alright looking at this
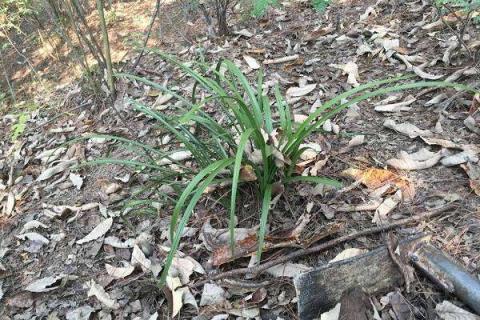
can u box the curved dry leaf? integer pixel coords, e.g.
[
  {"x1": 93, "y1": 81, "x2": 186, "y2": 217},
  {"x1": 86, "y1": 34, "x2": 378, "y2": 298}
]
[
  {"x1": 25, "y1": 275, "x2": 63, "y2": 293},
  {"x1": 76, "y1": 217, "x2": 113, "y2": 244},
  {"x1": 243, "y1": 55, "x2": 260, "y2": 69},
  {"x1": 330, "y1": 62, "x2": 360, "y2": 87},
  {"x1": 286, "y1": 83, "x2": 317, "y2": 97},
  {"x1": 341, "y1": 167, "x2": 415, "y2": 200},
  {"x1": 17, "y1": 232, "x2": 50, "y2": 245},
  {"x1": 375, "y1": 95, "x2": 416, "y2": 112},
  {"x1": 131, "y1": 244, "x2": 151, "y2": 271},
  {"x1": 425, "y1": 93, "x2": 448, "y2": 107},
  {"x1": 266, "y1": 263, "x2": 312, "y2": 278},
  {"x1": 299, "y1": 143, "x2": 322, "y2": 161},
  {"x1": 330, "y1": 248, "x2": 368, "y2": 263},
  {"x1": 412, "y1": 66, "x2": 444, "y2": 80},
  {"x1": 383, "y1": 119, "x2": 433, "y2": 138},
  {"x1": 69, "y1": 173, "x2": 83, "y2": 190},
  {"x1": 461, "y1": 162, "x2": 480, "y2": 196},
  {"x1": 158, "y1": 151, "x2": 192, "y2": 165},
  {"x1": 104, "y1": 236, "x2": 135, "y2": 248},
  {"x1": 166, "y1": 276, "x2": 184, "y2": 316},
  {"x1": 199, "y1": 283, "x2": 227, "y2": 307},
  {"x1": 435, "y1": 300, "x2": 478, "y2": 320},
  {"x1": 21, "y1": 220, "x2": 49, "y2": 233},
  {"x1": 105, "y1": 262, "x2": 135, "y2": 279},
  {"x1": 87, "y1": 280, "x2": 119, "y2": 309},
  {"x1": 36, "y1": 159, "x2": 77, "y2": 182},
  {"x1": 66, "y1": 306, "x2": 95, "y2": 320},
  {"x1": 387, "y1": 149, "x2": 444, "y2": 170},
  {"x1": 372, "y1": 190, "x2": 403, "y2": 224},
  {"x1": 441, "y1": 151, "x2": 479, "y2": 167},
  {"x1": 464, "y1": 116, "x2": 480, "y2": 135},
  {"x1": 4, "y1": 192, "x2": 15, "y2": 215},
  {"x1": 171, "y1": 256, "x2": 205, "y2": 285}
]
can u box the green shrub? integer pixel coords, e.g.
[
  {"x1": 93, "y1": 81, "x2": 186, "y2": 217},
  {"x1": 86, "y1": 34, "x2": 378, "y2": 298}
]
[
  {"x1": 312, "y1": 0, "x2": 331, "y2": 11},
  {"x1": 106, "y1": 51, "x2": 475, "y2": 287},
  {"x1": 11, "y1": 112, "x2": 29, "y2": 141}
]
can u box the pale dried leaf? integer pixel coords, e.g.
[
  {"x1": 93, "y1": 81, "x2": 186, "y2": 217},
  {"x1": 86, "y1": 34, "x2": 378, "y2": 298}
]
[
  {"x1": 104, "y1": 236, "x2": 135, "y2": 248},
  {"x1": 375, "y1": 95, "x2": 416, "y2": 112},
  {"x1": 383, "y1": 119, "x2": 432, "y2": 138},
  {"x1": 200, "y1": 283, "x2": 227, "y2": 306},
  {"x1": 330, "y1": 248, "x2": 368, "y2": 263},
  {"x1": 464, "y1": 116, "x2": 480, "y2": 135},
  {"x1": 387, "y1": 149, "x2": 444, "y2": 170},
  {"x1": 299, "y1": 143, "x2": 322, "y2": 161},
  {"x1": 76, "y1": 217, "x2": 113, "y2": 244},
  {"x1": 17, "y1": 232, "x2": 50, "y2": 245},
  {"x1": 320, "y1": 303, "x2": 341, "y2": 320},
  {"x1": 131, "y1": 244, "x2": 151, "y2": 270},
  {"x1": 158, "y1": 151, "x2": 192, "y2": 165},
  {"x1": 4, "y1": 192, "x2": 15, "y2": 215},
  {"x1": 87, "y1": 280, "x2": 120, "y2": 309},
  {"x1": 36, "y1": 159, "x2": 77, "y2": 181},
  {"x1": 435, "y1": 300, "x2": 479, "y2": 320},
  {"x1": 166, "y1": 276, "x2": 184, "y2": 317},
  {"x1": 412, "y1": 66, "x2": 444, "y2": 80},
  {"x1": 243, "y1": 55, "x2": 260, "y2": 69},
  {"x1": 286, "y1": 84, "x2": 317, "y2": 97},
  {"x1": 25, "y1": 275, "x2": 63, "y2": 293},
  {"x1": 373, "y1": 190, "x2": 402, "y2": 224},
  {"x1": 105, "y1": 262, "x2": 135, "y2": 279},
  {"x1": 266, "y1": 262, "x2": 312, "y2": 278},
  {"x1": 21, "y1": 220, "x2": 48, "y2": 233},
  {"x1": 69, "y1": 173, "x2": 83, "y2": 190},
  {"x1": 66, "y1": 306, "x2": 95, "y2": 320},
  {"x1": 441, "y1": 151, "x2": 479, "y2": 167}
]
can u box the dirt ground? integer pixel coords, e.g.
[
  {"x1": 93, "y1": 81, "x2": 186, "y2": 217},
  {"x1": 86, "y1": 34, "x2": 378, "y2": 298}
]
[{"x1": 1, "y1": 0, "x2": 479, "y2": 319}]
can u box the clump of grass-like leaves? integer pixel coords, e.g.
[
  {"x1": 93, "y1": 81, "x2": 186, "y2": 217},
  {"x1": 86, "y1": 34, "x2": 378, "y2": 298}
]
[{"x1": 111, "y1": 51, "x2": 473, "y2": 286}]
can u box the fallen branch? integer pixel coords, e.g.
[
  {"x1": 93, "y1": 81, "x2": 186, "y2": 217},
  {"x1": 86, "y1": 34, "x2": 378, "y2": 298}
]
[{"x1": 192, "y1": 203, "x2": 457, "y2": 288}]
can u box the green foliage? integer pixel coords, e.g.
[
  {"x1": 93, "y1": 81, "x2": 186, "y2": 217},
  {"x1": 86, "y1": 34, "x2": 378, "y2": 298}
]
[
  {"x1": 0, "y1": 0, "x2": 35, "y2": 32},
  {"x1": 252, "y1": 0, "x2": 278, "y2": 17},
  {"x1": 11, "y1": 112, "x2": 29, "y2": 141},
  {"x1": 435, "y1": 0, "x2": 480, "y2": 22},
  {"x1": 312, "y1": 0, "x2": 331, "y2": 11},
  {"x1": 109, "y1": 50, "x2": 475, "y2": 287}
]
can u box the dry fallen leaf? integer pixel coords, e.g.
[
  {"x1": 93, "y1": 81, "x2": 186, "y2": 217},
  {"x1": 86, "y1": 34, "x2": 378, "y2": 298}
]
[
  {"x1": 329, "y1": 248, "x2": 368, "y2": 263},
  {"x1": 266, "y1": 262, "x2": 312, "y2": 278},
  {"x1": 286, "y1": 83, "x2": 317, "y2": 97},
  {"x1": 25, "y1": 275, "x2": 63, "y2": 293},
  {"x1": 243, "y1": 55, "x2": 260, "y2": 69},
  {"x1": 387, "y1": 148, "x2": 445, "y2": 171},
  {"x1": 330, "y1": 62, "x2": 360, "y2": 87},
  {"x1": 36, "y1": 159, "x2": 77, "y2": 182},
  {"x1": 374, "y1": 95, "x2": 416, "y2": 112},
  {"x1": 341, "y1": 167, "x2": 415, "y2": 201},
  {"x1": 441, "y1": 151, "x2": 479, "y2": 167},
  {"x1": 435, "y1": 300, "x2": 479, "y2": 320},
  {"x1": 461, "y1": 162, "x2": 480, "y2": 196},
  {"x1": 76, "y1": 217, "x2": 113, "y2": 244},
  {"x1": 373, "y1": 190, "x2": 403, "y2": 224},
  {"x1": 66, "y1": 306, "x2": 95, "y2": 320},
  {"x1": 320, "y1": 303, "x2": 341, "y2": 320},
  {"x1": 199, "y1": 283, "x2": 227, "y2": 307},
  {"x1": 105, "y1": 262, "x2": 135, "y2": 279},
  {"x1": 158, "y1": 151, "x2": 192, "y2": 165},
  {"x1": 383, "y1": 119, "x2": 433, "y2": 138},
  {"x1": 69, "y1": 173, "x2": 84, "y2": 190},
  {"x1": 87, "y1": 280, "x2": 120, "y2": 309},
  {"x1": 131, "y1": 244, "x2": 151, "y2": 271}
]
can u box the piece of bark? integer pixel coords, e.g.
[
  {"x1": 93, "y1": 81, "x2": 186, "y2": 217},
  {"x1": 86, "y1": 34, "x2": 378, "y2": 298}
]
[
  {"x1": 339, "y1": 287, "x2": 371, "y2": 320},
  {"x1": 294, "y1": 235, "x2": 429, "y2": 320}
]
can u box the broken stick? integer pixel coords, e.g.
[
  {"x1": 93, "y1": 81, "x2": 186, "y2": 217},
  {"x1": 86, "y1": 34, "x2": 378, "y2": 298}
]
[{"x1": 192, "y1": 203, "x2": 457, "y2": 288}]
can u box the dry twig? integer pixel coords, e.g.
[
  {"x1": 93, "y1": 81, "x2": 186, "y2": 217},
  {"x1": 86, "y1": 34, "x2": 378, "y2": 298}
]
[{"x1": 192, "y1": 203, "x2": 458, "y2": 288}]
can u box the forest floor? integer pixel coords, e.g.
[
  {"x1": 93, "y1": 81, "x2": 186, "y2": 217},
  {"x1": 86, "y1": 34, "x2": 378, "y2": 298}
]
[{"x1": 1, "y1": 0, "x2": 480, "y2": 319}]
